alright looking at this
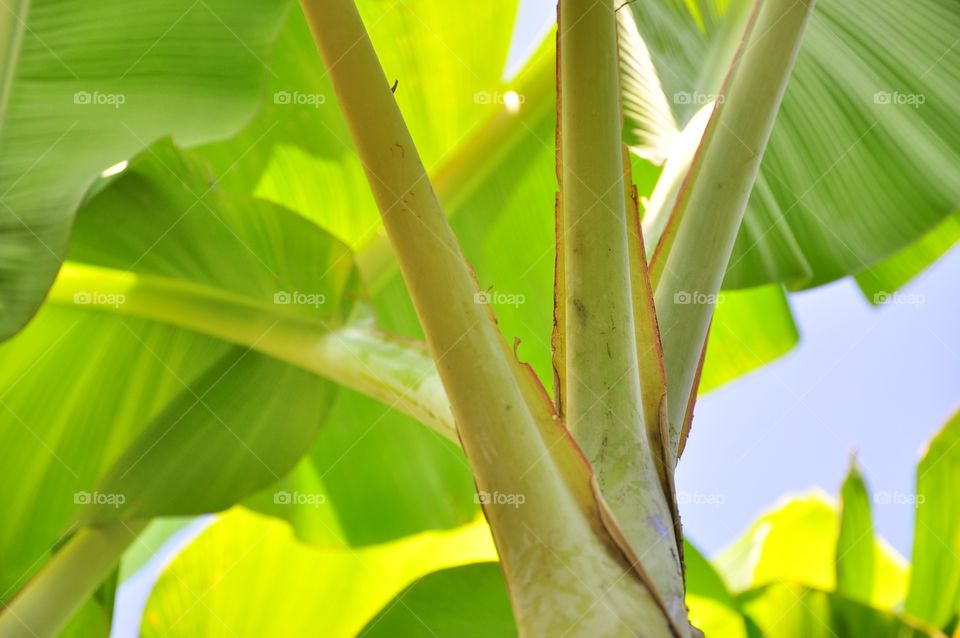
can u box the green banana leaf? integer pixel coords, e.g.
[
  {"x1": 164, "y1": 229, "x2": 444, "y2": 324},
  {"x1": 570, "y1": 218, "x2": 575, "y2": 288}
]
[
  {"x1": 198, "y1": 0, "x2": 520, "y2": 245},
  {"x1": 713, "y1": 491, "x2": 908, "y2": 609},
  {"x1": 836, "y1": 459, "x2": 875, "y2": 602},
  {"x1": 246, "y1": 385, "x2": 477, "y2": 548},
  {"x1": 68, "y1": 142, "x2": 477, "y2": 542},
  {"x1": 857, "y1": 211, "x2": 960, "y2": 304},
  {"x1": 140, "y1": 508, "x2": 498, "y2": 637},
  {"x1": 685, "y1": 540, "x2": 738, "y2": 606},
  {"x1": 739, "y1": 583, "x2": 946, "y2": 638},
  {"x1": 0, "y1": 141, "x2": 357, "y2": 603},
  {"x1": 625, "y1": 0, "x2": 960, "y2": 290},
  {"x1": 359, "y1": 563, "x2": 517, "y2": 638},
  {"x1": 0, "y1": 0, "x2": 291, "y2": 340},
  {"x1": 906, "y1": 408, "x2": 960, "y2": 628},
  {"x1": 683, "y1": 541, "x2": 754, "y2": 638},
  {"x1": 6, "y1": 139, "x2": 479, "y2": 603},
  {"x1": 0, "y1": 309, "x2": 228, "y2": 601}
]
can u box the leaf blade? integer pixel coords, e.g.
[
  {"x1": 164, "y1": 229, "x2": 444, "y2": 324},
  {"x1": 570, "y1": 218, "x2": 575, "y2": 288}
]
[
  {"x1": 906, "y1": 408, "x2": 960, "y2": 627},
  {"x1": 0, "y1": 0, "x2": 290, "y2": 339},
  {"x1": 836, "y1": 459, "x2": 875, "y2": 602}
]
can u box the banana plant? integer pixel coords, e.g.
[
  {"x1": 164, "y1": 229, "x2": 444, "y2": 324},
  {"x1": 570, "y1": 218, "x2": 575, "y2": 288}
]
[
  {"x1": 354, "y1": 409, "x2": 960, "y2": 638},
  {"x1": 0, "y1": 0, "x2": 957, "y2": 636},
  {"x1": 136, "y1": 408, "x2": 960, "y2": 637}
]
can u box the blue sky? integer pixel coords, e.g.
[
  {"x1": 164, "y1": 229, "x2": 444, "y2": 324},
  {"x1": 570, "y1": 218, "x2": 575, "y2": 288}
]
[{"x1": 677, "y1": 249, "x2": 960, "y2": 556}]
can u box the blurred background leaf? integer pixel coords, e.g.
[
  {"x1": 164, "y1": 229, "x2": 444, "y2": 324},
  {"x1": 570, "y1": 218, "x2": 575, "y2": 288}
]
[
  {"x1": 0, "y1": 141, "x2": 356, "y2": 603},
  {"x1": 712, "y1": 491, "x2": 908, "y2": 610},
  {"x1": 624, "y1": 0, "x2": 960, "y2": 290},
  {"x1": 739, "y1": 584, "x2": 946, "y2": 637},
  {"x1": 906, "y1": 409, "x2": 960, "y2": 629},
  {"x1": 0, "y1": 0, "x2": 291, "y2": 340},
  {"x1": 359, "y1": 563, "x2": 517, "y2": 638},
  {"x1": 140, "y1": 509, "x2": 497, "y2": 637},
  {"x1": 836, "y1": 459, "x2": 875, "y2": 602}
]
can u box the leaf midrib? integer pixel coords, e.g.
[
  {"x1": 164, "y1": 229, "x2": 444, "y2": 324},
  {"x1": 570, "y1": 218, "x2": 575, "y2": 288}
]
[
  {"x1": 46, "y1": 261, "x2": 458, "y2": 441},
  {"x1": 48, "y1": 261, "x2": 339, "y2": 333},
  {"x1": 0, "y1": 0, "x2": 29, "y2": 139}
]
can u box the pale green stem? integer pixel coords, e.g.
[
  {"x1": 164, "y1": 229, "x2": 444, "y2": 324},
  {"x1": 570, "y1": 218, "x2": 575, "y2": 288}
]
[
  {"x1": 299, "y1": 0, "x2": 676, "y2": 633},
  {"x1": 300, "y1": 0, "x2": 551, "y2": 484},
  {"x1": 0, "y1": 521, "x2": 145, "y2": 638},
  {"x1": 47, "y1": 263, "x2": 457, "y2": 442},
  {"x1": 652, "y1": 0, "x2": 815, "y2": 459},
  {"x1": 558, "y1": 0, "x2": 687, "y2": 630}
]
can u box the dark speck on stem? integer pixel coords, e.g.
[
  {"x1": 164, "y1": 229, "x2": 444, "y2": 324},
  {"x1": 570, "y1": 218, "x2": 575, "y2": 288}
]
[{"x1": 572, "y1": 298, "x2": 587, "y2": 323}]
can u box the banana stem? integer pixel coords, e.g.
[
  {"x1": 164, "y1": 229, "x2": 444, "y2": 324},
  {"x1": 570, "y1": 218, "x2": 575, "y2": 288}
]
[
  {"x1": 651, "y1": 0, "x2": 816, "y2": 458},
  {"x1": 0, "y1": 521, "x2": 145, "y2": 638},
  {"x1": 299, "y1": 0, "x2": 679, "y2": 633},
  {"x1": 557, "y1": 0, "x2": 688, "y2": 629}
]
